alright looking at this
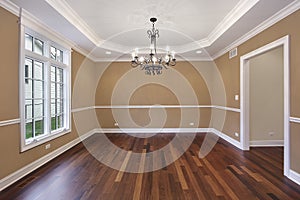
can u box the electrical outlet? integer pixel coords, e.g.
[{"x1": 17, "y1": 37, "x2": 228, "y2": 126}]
[
  {"x1": 269, "y1": 132, "x2": 275, "y2": 136},
  {"x1": 235, "y1": 95, "x2": 239, "y2": 101},
  {"x1": 189, "y1": 122, "x2": 194, "y2": 126},
  {"x1": 234, "y1": 132, "x2": 239, "y2": 137},
  {"x1": 114, "y1": 122, "x2": 119, "y2": 127},
  {"x1": 45, "y1": 144, "x2": 51, "y2": 149}
]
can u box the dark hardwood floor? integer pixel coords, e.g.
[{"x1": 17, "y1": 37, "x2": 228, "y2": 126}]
[{"x1": 1, "y1": 133, "x2": 300, "y2": 200}]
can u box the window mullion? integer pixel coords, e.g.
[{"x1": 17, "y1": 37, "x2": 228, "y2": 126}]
[
  {"x1": 44, "y1": 61, "x2": 51, "y2": 136},
  {"x1": 55, "y1": 67, "x2": 58, "y2": 130}
]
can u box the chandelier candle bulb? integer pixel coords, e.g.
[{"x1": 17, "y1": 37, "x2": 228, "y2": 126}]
[{"x1": 171, "y1": 51, "x2": 175, "y2": 59}]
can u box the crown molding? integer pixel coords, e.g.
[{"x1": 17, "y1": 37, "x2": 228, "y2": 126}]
[
  {"x1": 0, "y1": 0, "x2": 76, "y2": 50},
  {"x1": 92, "y1": 55, "x2": 214, "y2": 62},
  {"x1": 0, "y1": 0, "x2": 19, "y2": 15},
  {"x1": 45, "y1": 0, "x2": 101, "y2": 46},
  {"x1": 20, "y1": 9, "x2": 75, "y2": 50},
  {"x1": 71, "y1": 45, "x2": 98, "y2": 61},
  {"x1": 43, "y1": 0, "x2": 260, "y2": 55},
  {"x1": 212, "y1": 0, "x2": 300, "y2": 60},
  {"x1": 3, "y1": 0, "x2": 298, "y2": 63},
  {"x1": 205, "y1": 0, "x2": 260, "y2": 47}
]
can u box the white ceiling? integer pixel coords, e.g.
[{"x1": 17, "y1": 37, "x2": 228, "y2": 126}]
[{"x1": 8, "y1": 0, "x2": 299, "y2": 61}]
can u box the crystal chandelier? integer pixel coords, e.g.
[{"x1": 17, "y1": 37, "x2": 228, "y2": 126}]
[{"x1": 131, "y1": 17, "x2": 176, "y2": 75}]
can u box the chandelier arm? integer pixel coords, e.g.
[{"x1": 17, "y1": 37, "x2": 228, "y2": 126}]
[{"x1": 130, "y1": 17, "x2": 176, "y2": 75}]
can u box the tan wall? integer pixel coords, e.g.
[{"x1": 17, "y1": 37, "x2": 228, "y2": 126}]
[
  {"x1": 0, "y1": 7, "x2": 19, "y2": 121},
  {"x1": 95, "y1": 61, "x2": 213, "y2": 128},
  {"x1": 0, "y1": 7, "x2": 95, "y2": 179},
  {"x1": 214, "y1": 10, "x2": 300, "y2": 173},
  {"x1": 249, "y1": 46, "x2": 284, "y2": 141},
  {"x1": 72, "y1": 51, "x2": 99, "y2": 135}
]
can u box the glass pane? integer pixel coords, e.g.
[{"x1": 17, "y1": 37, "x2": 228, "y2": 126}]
[
  {"x1": 34, "y1": 38, "x2": 44, "y2": 55},
  {"x1": 58, "y1": 115, "x2": 63, "y2": 128},
  {"x1": 25, "y1": 79, "x2": 32, "y2": 99},
  {"x1": 56, "y1": 49, "x2": 63, "y2": 62},
  {"x1": 25, "y1": 100, "x2": 33, "y2": 119},
  {"x1": 25, "y1": 120, "x2": 33, "y2": 139},
  {"x1": 25, "y1": 34, "x2": 33, "y2": 51},
  {"x1": 57, "y1": 99, "x2": 62, "y2": 113},
  {"x1": 57, "y1": 84, "x2": 63, "y2": 99},
  {"x1": 51, "y1": 83, "x2": 56, "y2": 98},
  {"x1": 51, "y1": 99, "x2": 56, "y2": 117},
  {"x1": 34, "y1": 99, "x2": 44, "y2": 118},
  {"x1": 51, "y1": 116, "x2": 57, "y2": 131},
  {"x1": 50, "y1": 46, "x2": 56, "y2": 60},
  {"x1": 51, "y1": 66, "x2": 56, "y2": 82},
  {"x1": 34, "y1": 80, "x2": 44, "y2": 99},
  {"x1": 34, "y1": 61, "x2": 43, "y2": 80},
  {"x1": 25, "y1": 59, "x2": 33, "y2": 79},
  {"x1": 57, "y1": 68, "x2": 63, "y2": 83},
  {"x1": 35, "y1": 118, "x2": 44, "y2": 136}
]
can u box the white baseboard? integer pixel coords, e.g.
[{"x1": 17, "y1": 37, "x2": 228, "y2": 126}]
[
  {"x1": 97, "y1": 128, "x2": 243, "y2": 150},
  {"x1": 97, "y1": 128, "x2": 211, "y2": 134},
  {"x1": 289, "y1": 170, "x2": 300, "y2": 185},
  {"x1": 211, "y1": 128, "x2": 242, "y2": 149},
  {"x1": 250, "y1": 140, "x2": 284, "y2": 147},
  {"x1": 97, "y1": 128, "x2": 242, "y2": 150},
  {"x1": 0, "y1": 129, "x2": 98, "y2": 192}
]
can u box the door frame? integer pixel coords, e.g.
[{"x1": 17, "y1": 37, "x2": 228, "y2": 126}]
[{"x1": 240, "y1": 35, "x2": 290, "y2": 176}]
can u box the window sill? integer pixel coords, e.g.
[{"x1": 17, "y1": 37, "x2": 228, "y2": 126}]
[{"x1": 21, "y1": 128, "x2": 71, "y2": 152}]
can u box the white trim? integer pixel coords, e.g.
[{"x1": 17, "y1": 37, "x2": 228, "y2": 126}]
[
  {"x1": 213, "y1": 105, "x2": 240, "y2": 113},
  {"x1": 206, "y1": 0, "x2": 259, "y2": 48},
  {"x1": 250, "y1": 140, "x2": 284, "y2": 147},
  {"x1": 94, "y1": 56, "x2": 214, "y2": 63},
  {"x1": 19, "y1": 9, "x2": 26, "y2": 152},
  {"x1": 0, "y1": 0, "x2": 19, "y2": 15},
  {"x1": 289, "y1": 170, "x2": 300, "y2": 185},
  {"x1": 71, "y1": 106, "x2": 95, "y2": 113},
  {"x1": 20, "y1": 8, "x2": 74, "y2": 50},
  {"x1": 93, "y1": 105, "x2": 241, "y2": 112},
  {"x1": 45, "y1": 0, "x2": 259, "y2": 52},
  {"x1": 96, "y1": 128, "x2": 244, "y2": 151},
  {"x1": 212, "y1": 0, "x2": 300, "y2": 59},
  {"x1": 240, "y1": 35, "x2": 290, "y2": 176},
  {"x1": 0, "y1": 0, "x2": 75, "y2": 50},
  {"x1": 211, "y1": 128, "x2": 242, "y2": 149},
  {"x1": 45, "y1": 0, "x2": 100, "y2": 46},
  {"x1": 290, "y1": 117, "x2": 300, "y2": 124},
  {"x1": 0, "y1": 128, "x2": 97, "y2": 192},
  {"x1": 0, "y1": 118, "x2": 20, "y2": 127},
  {"x1": 97, "y1": 128, "x2": 211, "y2": 134},
  {"x1": 95, "y1": 105, "x2": 212, "y2": 109}
]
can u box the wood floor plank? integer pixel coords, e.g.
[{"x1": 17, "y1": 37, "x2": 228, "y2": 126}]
[
  {"x1": 1, "y1": 133, "x2": 300, "y2": 200},
  {"x1": 133, "y1": 149, "x2": 146, "y2": 199},
  {"x1": 228, "y1": 164, "x2": 243, "y2": 175},
  {"x1": 192, "y1": 155, "x2": 203, "y2": 167},
  {"x1": 115, "y1": 150, "x2": 132, "y2": 182},
  {"x1": 204, "y1": 175, "x2": 224, "y2": 196},
  {"x1": 202, "y1": 158, "x2": 240, "y2": 200},
  {"x1": 241, "y1": 166, "x2": 264, "y2": 182}
]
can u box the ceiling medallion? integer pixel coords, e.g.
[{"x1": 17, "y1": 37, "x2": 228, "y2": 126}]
[{"x1": 131, "y1": 17, "x2": 176, "y2": 75}]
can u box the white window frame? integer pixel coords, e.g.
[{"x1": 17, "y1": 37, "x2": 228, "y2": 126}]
[{"x1": 19, "y1": 14, "x2": 71, "y2": 152}]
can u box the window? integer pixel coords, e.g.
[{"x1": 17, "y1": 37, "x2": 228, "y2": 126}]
[{"x1": 20, "y1": 28, "x2": 71, "y2": 151}]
